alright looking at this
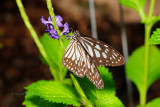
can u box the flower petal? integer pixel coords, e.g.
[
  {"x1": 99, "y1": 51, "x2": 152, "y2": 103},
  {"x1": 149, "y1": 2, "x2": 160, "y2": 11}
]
[
  {"x1": 55, "y1": 15, "x2": 63, "y2": 27},
  {"x1": 53, "y1": 35, "x2": 59, "y2": 39},
  {"x1": 49, "y1": 29, "x2": 58, "y2": 35},
  {"x1": 48, "y1": 16, "x2": 52, "y2": 21},
  {"x1": 55, "y1": 15, "x2": 63, "y2": 22},
  {"x1": 62, "y1": 22, "x2": 69, "y2": 35},
  {"x1": 41, "y1": 16, "x2": 47, "y2": 25},
  {"x1": 41, "y1": 16, "x2": 53, "y2": 26},
  {"x1": 48, "y1": 29, "x2": 59, "y2": 39}
]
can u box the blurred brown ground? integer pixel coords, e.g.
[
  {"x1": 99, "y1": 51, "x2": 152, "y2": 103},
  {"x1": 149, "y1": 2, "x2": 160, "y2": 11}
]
[{"x1": 0, "y1": 0, "x2": 160, "y2": 107}]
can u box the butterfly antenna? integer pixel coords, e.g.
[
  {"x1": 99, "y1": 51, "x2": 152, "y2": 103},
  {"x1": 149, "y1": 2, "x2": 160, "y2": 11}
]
[{"x1": 69, "y1": 28, "x2": 74, "y2": 34}]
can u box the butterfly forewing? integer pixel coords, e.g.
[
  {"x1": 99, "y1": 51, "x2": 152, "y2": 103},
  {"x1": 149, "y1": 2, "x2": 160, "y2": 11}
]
[
  {"x1": 79, "y1": 36, "x2": 125, "y2": 66},
  {"x1": 62, "y1": 40, "x2": 87, "y2": 77}
]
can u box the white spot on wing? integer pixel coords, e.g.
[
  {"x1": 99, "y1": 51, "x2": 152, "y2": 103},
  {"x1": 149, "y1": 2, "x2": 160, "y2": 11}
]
[
  {"x1": 84, "y1": 39, "x2": 93, "y2": 46},
  {"x1": 72, "y1": 53, "x2": 75, "y2": 61},
  {"x1": 91, "y1": 64, "x2": 94, "y2": 73},
  {"x1": 104, "y1": 45, "x2": 108, "y2": 48},
  {"x1": 81, "y1": 41, "x2": 88, "y2": 52},
  {"x1": 65, "y1": 45, "x2": 72, "y2": 57},
  {"x1": 87, "y1": 57, "x2": 91, "y2": 69},
  {"x1": 94, "y1": 49, "x2": 100, "y2": 57},
  {"x1": 68, "y1": 46, "x2": 74, "y2": 58},
  {"x1": 76, "y1": 45, "x2": 80, "y2": 60},
  {"x1": 112, "y1": 55, "x2": 115, "y2": 59},
  {"x1": 105, "y1": 49, "x2": 109, "y2": 53},
  {"x1": 110, "y1": 57, "x2": 112, "y2": 60},
  {"x1": 85, "y1": 43, "x2": 94, "y2": 57},
  {"x1": 102, "y1": 52, "x2": 107, "y2": 58},
  {"x1": 113, "y1": 51, "x2": 118, "y2": 57},
  {"x1": 95, "y1": 44, "x2": 101, "y2": 50}
]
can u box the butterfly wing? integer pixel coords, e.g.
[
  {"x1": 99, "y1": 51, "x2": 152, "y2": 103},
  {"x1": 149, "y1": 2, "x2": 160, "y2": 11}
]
[
  {"x1": 63, "y1": 39, "x2": 104, "y2": 89},
  {"x1": 62, "y1": 40, "x2": 87, "y2": 77},
  {"x1": 85, "y1": 54, "x2": 104, "y2": 89},
  {"x1": 79, "y1": 36, "x2": 125, "y2": 66}
]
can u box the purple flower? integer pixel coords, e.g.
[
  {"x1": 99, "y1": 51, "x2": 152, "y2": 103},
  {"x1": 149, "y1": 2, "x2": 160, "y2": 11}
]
[
  {"x1": 49, "y1": 29, "x2": 59, "y2": 39},
  {"x1": 62, "y1": 22, "x2": 69, "y2": 36},
  {"x1": 41, "y1": 16, "x2": 52, "y2": 25},
  {"x1": 48, "y1": 16, "x2": 52, "y2": 21},
  {"x1": 41, "y1": 16, "x2": 53, "y2": 32},
  {"x1": 55, "y1": 15, "x2": 63, "y2": 27},
  {"x1": 41, "y1": 15, "x2": 70, "y2": 39}
]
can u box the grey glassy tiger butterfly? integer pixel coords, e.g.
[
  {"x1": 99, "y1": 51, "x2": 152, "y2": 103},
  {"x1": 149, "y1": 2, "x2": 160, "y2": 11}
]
[{"x1": 62, "y1": 30, "x2": 125, "y2": 89}]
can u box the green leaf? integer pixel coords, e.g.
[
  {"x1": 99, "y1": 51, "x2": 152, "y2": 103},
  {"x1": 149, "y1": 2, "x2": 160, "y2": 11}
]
[
  {"x1": 147, "y1": 97, "x2": 160, "y2": 107},
  {"x1": 126, "y1": 46, "x2": 160, "y2": 94},
  {"x1": 119, "y1": 0, "x2": 146, "y2": 20},
  {"x1": 23, "y1": 93, "x2": 65, "y2": 107},
  {"x1": 119, "y1": 0, "x2": 146, "y2": 11},
  {"x1": 24, "y1": 80, "x2": 82, "y2": 106},
  {"x1": 76, "y1": 67, "x2": 124, "y2": 107},
  {"x1": 40, "y1": 33, "x2": 69, "y2": 80},
  {"x1": 149, "y1": 28, "x2": 160, "y2": 44}
]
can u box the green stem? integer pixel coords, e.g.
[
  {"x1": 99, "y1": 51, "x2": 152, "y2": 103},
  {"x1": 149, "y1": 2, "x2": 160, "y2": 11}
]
[
  {"x1": 70, "y1": 74, "x2": 94, "y2": 107},
  {"x1": 46, "y1": 0, "x2": 65, "y2": 46},
  {"x1": 46, "y1": 0, "x2": 60, "y2": 34},
  {"x1": 58, "y1": 40, "x2": 66, "y2": 81},
  {"x1": 135, "y1": 1, "x2": 146, "y2": 21},
  {"x1": 148, "y1": 0, "x2": 155, "y2": 21},
  {"x1": 46, "y1": 0, "x2": 66, "y2": 81},
  {"x1": 16, "y1": 0, "x2": 57, "y2": 79},
  {"x1": 49, "y1": 67, "x2": 59, "y2": 81},
  {"x1": 140, "y1": 24, "x2": 151, "y2": 106},
  {"x1": 140, "y1": 0, "x2": 155, "y2": 106}
]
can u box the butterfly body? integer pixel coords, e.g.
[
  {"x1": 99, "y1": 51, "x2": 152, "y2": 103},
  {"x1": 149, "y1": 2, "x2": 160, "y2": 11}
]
[{"x1": 62, "y1": 30, "x2": 125, "y2": 89}]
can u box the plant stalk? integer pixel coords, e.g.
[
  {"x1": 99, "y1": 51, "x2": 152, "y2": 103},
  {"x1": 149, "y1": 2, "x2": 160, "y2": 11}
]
[
  {"x1": 140, "y1": 0, "x2": 155, "y2": 105},
  {"x1": 148, "y1": 0, "x2": 155, "y2": 21},
  {"x1": 140, "y1": 24, "x2": 151, "y2": 106},
  {"x1": 46, "y1": 0, "x2": 65, "y2": 51},
  {"x1": 46, "y1": 0, "x2": 66, "y2": 81}
]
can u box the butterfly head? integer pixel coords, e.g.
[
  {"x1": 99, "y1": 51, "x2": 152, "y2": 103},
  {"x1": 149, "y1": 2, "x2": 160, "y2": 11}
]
[{"x1": 69, "y1": 30, "x2": 80, "y2": 41}]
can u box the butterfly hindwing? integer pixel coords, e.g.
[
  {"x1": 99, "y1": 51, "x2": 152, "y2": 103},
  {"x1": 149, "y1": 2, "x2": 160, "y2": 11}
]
[{"x1": 85, "y1": 54, "x2": 104, "y2": 89}]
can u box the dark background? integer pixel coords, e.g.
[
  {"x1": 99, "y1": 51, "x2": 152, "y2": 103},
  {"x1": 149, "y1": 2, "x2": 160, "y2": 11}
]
[{"x1": 0, "y1": 0, "x2": 160, "y2": 107}]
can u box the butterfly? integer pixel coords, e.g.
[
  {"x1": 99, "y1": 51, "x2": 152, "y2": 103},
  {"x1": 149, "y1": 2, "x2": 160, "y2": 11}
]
[{"x1": 62, "y1": 30, "x2": 125, "y2": 89}]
